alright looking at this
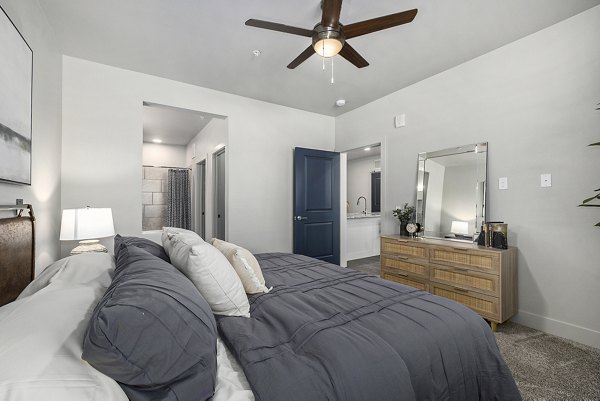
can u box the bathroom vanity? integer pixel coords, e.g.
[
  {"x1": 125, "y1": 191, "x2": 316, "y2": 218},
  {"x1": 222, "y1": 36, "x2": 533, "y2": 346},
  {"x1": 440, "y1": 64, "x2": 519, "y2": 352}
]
[{"x1": 346, "y1": 213, "x2": 381, "y2": 261}]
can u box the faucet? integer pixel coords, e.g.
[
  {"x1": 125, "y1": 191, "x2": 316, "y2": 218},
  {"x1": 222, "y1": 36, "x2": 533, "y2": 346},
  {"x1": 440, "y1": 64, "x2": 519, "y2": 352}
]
[{"x1": 357, "y1": 196, "x2": 367, "y2": 214}]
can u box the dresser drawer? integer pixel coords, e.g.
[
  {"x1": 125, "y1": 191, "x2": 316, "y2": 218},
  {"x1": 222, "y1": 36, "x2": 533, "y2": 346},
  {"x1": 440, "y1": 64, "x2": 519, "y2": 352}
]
[
  {"x1": 381, "y1": 255, "x2": 428, "y2": 279},
  {"x1": 381, "y1": 238, "x2": 428, "y2": 260},
  {"x1": 431, "y1": 283, "x2": 499, "y2": 321},
  {"x1": 383, "y1": 272, "x2": 428, "y2": 292},
  {"x1": 429, "y1": 263, "x2": 499, "y2": 297},
  {"x1": 430, "y1": 246, "x2": 499, "y2": 274}
]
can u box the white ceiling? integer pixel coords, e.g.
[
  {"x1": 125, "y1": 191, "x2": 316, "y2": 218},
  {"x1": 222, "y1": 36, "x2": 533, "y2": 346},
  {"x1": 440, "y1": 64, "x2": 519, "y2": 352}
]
[
  {"x1": 40, "y1": 0, "x2": 600, "y2": 116},
  {"x1": 143, "y1": 103, "x2": 217, "y2": 145},
  {"x1": 345, "y1": 143, "x2": 381, "y2": 161}
]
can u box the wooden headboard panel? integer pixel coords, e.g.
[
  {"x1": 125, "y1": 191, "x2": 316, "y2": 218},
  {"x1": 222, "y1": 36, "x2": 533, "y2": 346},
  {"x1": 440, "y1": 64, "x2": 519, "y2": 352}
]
[{"x1": 0, "y1": 205, "x2": 35, "y2": 307}]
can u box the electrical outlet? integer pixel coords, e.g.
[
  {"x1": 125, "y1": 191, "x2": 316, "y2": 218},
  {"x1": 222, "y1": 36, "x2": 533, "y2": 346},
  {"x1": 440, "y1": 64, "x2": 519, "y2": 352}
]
[{"x1": 541, "y1": 173, "x2": 552, "y2": 187}]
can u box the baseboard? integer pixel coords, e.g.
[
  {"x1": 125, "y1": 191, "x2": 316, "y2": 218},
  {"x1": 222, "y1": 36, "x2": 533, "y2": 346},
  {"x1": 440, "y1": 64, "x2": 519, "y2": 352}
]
[
  {"x1": 347, "y1": 249, "x2": 379, "y2": 261},
  {"x1": 512, "y1": 310, "x2": 600, "y2": 349}
]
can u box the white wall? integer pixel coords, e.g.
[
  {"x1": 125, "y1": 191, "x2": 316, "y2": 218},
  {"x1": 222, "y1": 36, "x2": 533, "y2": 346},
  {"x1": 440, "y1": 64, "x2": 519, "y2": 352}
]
[
  {"x1": 0, "y1": 0, "x2": 62, "y2": 274},
  {"x1": 347, "y1": 155, "x2": 379, "y2": 213},
  {"x1": 61, "y1": 57, "x2": 334, "y2": 256},
  {"x1": 185, "y1": 117, "x2": 228, "y2": 240},
  {"x1": 335, "y1": 6, "x2": 600, "y2": 348},
  {"x1": 142, "y1": 142, "x2": 187, "y2": 167}
]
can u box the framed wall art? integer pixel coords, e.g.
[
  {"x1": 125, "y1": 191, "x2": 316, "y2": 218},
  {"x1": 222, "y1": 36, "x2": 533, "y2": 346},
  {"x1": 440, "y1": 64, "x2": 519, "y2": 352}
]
[{"x1": 0, "y1": 5, "x2": 33, "y2": 185}]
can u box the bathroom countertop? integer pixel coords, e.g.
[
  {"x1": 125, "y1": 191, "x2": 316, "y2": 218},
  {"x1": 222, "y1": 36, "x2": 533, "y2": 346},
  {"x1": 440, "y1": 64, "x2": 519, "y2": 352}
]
[{"x1": 347, "y1": 213, "x2": 381, "y2": 220}]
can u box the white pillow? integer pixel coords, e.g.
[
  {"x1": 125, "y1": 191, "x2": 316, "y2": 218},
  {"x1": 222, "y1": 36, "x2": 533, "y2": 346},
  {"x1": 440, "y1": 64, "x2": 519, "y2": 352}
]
[
  {"x1": 166, "y1": 235, "x2": 250, "y2": 317},
  {"x1": 211, "y1": 239, "x2": 270, "y2": 294},
  {"x1": 162, "y1": 227, "x2": 204, "y2": 257}
]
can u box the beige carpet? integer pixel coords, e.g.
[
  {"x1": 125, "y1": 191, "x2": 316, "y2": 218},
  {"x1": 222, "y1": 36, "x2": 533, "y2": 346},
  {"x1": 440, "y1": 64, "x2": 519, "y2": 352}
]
[{"x1": 495, "y1": 322, "x2": 600, "y2": 401}]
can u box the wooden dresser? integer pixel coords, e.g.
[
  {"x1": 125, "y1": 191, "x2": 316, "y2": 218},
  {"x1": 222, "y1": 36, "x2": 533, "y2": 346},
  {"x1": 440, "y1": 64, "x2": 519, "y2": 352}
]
[{"x1": 380, "y1": 235, "x2": 517, "y2": 331}]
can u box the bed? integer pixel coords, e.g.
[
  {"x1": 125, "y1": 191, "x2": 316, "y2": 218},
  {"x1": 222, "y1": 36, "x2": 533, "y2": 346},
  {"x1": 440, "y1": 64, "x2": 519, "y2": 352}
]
[{"x1": 0, "y1": 209, "x2": 521, "y2": 401}]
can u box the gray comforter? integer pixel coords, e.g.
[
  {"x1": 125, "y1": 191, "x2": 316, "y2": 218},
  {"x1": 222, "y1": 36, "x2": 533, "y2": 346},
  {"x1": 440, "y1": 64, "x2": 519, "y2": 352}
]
[{"x1": 217, "y1": 253, "x2": 521, "y2": 401}]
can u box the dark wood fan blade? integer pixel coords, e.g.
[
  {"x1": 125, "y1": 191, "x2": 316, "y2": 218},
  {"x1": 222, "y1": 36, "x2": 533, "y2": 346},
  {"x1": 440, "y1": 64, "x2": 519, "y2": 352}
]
[
  {"x1": 245, "y1": 19, "x2": 313, "y2": 37},
  {"x1": 344, "y1": 9, "x2": 418, "y2": 39},
  {"x1": 321, "y1": 0, "x2": 343, "y2": 29},
  {"x1": 287, "y1": 46, "x2": 315, "y2": 69},
  {"x1": 338, "y1": 43, "x2": 369, "y2": 68}
]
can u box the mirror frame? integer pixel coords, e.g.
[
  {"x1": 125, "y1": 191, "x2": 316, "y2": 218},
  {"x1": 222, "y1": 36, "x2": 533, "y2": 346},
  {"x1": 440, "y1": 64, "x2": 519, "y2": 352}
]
[{"x1": 416, "y1": 142, "x2": 488, "y2": 242}]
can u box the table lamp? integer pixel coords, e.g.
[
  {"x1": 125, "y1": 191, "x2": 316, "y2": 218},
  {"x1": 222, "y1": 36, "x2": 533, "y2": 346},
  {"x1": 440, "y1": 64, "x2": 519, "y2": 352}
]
[{"x1": 60, "y1": 207, "x2": 115, "y2": 254}]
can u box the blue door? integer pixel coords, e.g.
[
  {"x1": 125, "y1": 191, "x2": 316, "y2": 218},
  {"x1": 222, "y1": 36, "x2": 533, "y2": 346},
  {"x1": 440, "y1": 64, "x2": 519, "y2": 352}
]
[{"x1": 293, "y1": 147, "x2": 340, "y2": 264}]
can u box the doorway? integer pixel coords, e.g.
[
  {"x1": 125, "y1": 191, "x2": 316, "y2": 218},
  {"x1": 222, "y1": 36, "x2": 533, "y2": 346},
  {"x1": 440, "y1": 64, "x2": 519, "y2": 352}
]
[
  {"x1": 141, "y1": 101, "x2": 227, "y2": 236},
  {"x1": 340, "y1": 143, "x2": 382, "y2": 266},
  {"x1": 213, "y1": 147, "x2": 226, "y2": 240},
  {"x1": 195, "y1": 160, "x2": 206, "y2": 239}
]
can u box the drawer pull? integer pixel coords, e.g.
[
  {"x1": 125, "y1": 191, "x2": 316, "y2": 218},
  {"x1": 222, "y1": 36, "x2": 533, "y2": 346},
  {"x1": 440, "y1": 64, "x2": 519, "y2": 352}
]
[
  {"x1": 454, "y1": 267, "x2": 469, "y2": 272},
  {"x1": 453, "y1": 287, "x2": 469, "y2": 292},
  {"x1": 451, "y1": 247, "x2": 469, "y2": 252},
  {"x1": 395, "y1": 272, "x2": 408, "y2": 277}
]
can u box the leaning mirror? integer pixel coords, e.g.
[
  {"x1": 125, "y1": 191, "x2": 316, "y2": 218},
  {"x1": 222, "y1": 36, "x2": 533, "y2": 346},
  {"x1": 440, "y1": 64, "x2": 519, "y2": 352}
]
[{"x1": 416, "y1": 143, "x2": 487, "y2": 242}]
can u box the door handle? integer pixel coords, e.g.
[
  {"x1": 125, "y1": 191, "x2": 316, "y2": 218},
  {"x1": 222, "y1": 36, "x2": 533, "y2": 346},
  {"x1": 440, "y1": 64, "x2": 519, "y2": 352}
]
[{"x1": 295, "y1": 216, "x2": 308, "y2": 221}]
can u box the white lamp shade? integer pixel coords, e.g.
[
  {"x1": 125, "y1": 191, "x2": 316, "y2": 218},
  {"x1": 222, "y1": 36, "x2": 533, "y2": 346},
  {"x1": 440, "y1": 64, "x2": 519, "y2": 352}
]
[
  {"x1": 60, "y1": 208, "x2": 115, "y2": 241},
  {"x1": 450, "y1": 220, "x2": 469, "y2": 235}
]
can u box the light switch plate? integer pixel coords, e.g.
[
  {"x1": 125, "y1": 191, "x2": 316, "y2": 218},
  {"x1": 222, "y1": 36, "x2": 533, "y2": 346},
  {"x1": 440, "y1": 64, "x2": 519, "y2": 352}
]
[
  {"x1": 541, "y1": 173, "x2": 552, "y2": 187},
  {"x1": 394, "y1": 114, "x2": 406, "y2": 128},
  {"x1": 499, "y1": 177, "x2": 508, "y2": 190}
]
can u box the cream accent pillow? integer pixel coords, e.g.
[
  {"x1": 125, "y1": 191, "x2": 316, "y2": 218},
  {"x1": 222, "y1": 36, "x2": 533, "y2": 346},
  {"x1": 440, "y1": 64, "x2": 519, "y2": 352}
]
[
  {"x1": 163, "y1": 232, "x2": 249, "y2": 317},
  {"x1": 211, "y1": 239, "x2": 270, "y2": 294}
]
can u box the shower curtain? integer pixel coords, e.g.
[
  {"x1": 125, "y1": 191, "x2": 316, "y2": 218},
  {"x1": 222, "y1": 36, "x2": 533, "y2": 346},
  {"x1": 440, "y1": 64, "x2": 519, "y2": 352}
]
[{"x1": 166, "y1": 169, "x2": 191, "y2": 229}]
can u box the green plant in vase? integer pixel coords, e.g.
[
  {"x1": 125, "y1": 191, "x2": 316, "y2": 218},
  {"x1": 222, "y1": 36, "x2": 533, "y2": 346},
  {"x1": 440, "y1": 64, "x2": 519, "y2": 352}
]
[
  {"x1": 393, "y1": 203, "x2": 415, "y2": 236},
  {"x1": 578, "y1": 103, "x2": 600, "y2": 227}
]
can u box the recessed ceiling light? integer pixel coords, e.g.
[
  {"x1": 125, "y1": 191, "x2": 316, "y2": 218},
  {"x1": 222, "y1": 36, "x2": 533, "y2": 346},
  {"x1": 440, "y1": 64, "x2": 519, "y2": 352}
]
[
  {"x1": 335, "y1": 99, "x2": 346, "y2": 107},
  {"x1": 364, "y1": 147, "x2": 371, "y2": 151},
  {"x1": 252, "y1": 50, "x2": 262, "y2": 57},
  {"x1": 152, "y1": 139, "x2": 162, "y2": 144}
]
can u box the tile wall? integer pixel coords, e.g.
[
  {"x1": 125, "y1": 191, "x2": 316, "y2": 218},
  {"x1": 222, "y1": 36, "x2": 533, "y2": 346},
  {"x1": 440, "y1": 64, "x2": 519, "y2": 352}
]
[{"x1": 142, "y1": 167, "x2": 168, "y2": 231}]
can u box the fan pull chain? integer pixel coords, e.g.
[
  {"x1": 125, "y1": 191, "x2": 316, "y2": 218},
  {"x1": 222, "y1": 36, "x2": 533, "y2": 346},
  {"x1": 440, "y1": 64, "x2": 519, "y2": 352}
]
[{"x1": 331, "y1": 56, "x2": 334, "y2": 84}]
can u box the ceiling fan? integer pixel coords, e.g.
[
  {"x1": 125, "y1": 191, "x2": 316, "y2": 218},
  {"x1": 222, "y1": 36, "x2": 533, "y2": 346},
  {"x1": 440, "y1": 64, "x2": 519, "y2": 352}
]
[{"x1": 245, "y1": 0, "x2": 418, "y2": 69}]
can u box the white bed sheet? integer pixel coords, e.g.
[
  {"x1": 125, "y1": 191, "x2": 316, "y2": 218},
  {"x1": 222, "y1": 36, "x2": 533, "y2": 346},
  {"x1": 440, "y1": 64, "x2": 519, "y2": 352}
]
[{"x1": 0, "y1": 253, "x2": 254, "y2": 401}]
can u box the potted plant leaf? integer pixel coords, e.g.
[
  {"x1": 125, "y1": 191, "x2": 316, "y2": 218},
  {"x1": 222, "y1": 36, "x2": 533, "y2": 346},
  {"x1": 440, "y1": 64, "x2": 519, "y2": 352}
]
[
  {"x1": 579, "y1": 103, "x2": 599, "y2": 227},
  {"x1": 393, "y1": 203, "x2": 415, "y2": 236}
]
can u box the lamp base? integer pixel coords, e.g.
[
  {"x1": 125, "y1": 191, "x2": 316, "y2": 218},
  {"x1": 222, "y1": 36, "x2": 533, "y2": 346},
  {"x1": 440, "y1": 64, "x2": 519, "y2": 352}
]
[{"x1": 70, "y1": 239, "x2": 108, "y2": 255}]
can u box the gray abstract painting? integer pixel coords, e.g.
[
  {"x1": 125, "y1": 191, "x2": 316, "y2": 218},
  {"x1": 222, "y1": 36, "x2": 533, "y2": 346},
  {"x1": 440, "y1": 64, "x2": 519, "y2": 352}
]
[{"x1": 0, "y1": 7, "x2": 33, "y2": 185}]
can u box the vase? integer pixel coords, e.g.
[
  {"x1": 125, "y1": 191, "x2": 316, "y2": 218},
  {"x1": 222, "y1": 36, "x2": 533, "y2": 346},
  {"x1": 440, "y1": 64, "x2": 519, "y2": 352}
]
[{"x1": 399, "y1": 222, "x2": 409, "y2": 237}]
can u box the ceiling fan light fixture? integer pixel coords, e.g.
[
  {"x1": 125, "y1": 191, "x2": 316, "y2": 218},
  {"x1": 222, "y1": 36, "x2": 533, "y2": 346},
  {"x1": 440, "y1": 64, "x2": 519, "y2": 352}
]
[
  {"x1": 312, "y1": 25, "x2": 344, "y2": 58},
  {"x1": 313, "y1": 38, "x2": 343, "y2": 57}
]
